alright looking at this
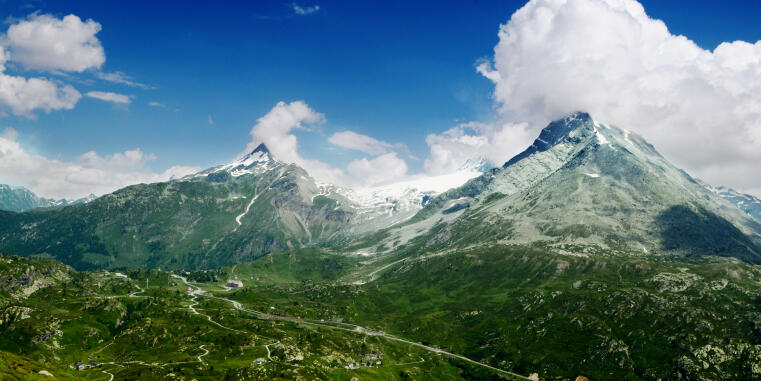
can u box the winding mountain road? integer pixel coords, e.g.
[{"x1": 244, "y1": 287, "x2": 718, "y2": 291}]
[
  {"x1": 183, "y1": 279, "x2": 245, "y2": 333},
  {"x1": 197, "y1": 345, "x2": 209, "y2": 364},
  {"x1": 101, "y1": 370, "x2": 114, "y2": 381},
  {"x1": 171, "y1": 274, "x2": 531, "y2": 380}
]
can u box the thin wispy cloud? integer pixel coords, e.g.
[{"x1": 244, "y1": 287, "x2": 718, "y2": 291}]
[
  {"x1": 292, "y1": 3, "x2": 320, "y2": 16},
  {"x1": 148, "y1": 101, "x2": 165, "y2": 108},
  {"x1": 96, "y1": 71, "x2": 152, "y2": 89},
  {"x1": 86, "y1": 91, "x2": 131, "y2": 104}
]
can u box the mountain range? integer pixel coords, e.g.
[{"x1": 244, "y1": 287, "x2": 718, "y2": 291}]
[
  {"x1": 0, "y1": 185, "x2": 96, "y2": 213},
  {"x1": 1, "y1": 112, "x2": 760, "y2": 270},
  {"x1": 700, "y1": 180, "x2": 761, "y2": 223},
  {"x1": 3, "y1": 112, "x2": 761, "y2": 380}
]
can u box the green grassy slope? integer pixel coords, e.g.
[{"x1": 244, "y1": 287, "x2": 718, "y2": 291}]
[
  {"x1": 0, "y1": 350, "x2": 82, "y2": 380},
  {"x1": 0, "y1": 164, "x2": 352, "y2": 271},
  {"x1": 0, "y1": 254, "x2": 513, "y2": 381},
  {"x1": 222, "y1": 246, "x2": 761, "y2": 380},
  {"x1": 3, "y1": 245, "x2": 761, "y2": 380}
]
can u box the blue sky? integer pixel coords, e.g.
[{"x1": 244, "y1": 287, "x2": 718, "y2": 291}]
[
  {"x1": 1, "y1": 0, "x2": 761, "y2": 198},
  {"x1": 2, "y1": 0, "x2": 517, "y2": 171}
]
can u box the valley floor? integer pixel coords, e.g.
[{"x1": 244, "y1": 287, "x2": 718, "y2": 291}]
[{"x1": 2, "y1": 246, "x2": 761, "y2": 380}]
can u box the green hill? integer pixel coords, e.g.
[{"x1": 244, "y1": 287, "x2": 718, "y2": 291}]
[{"x1": 0, "y1": 145, "x2": 352, "y2": 270}]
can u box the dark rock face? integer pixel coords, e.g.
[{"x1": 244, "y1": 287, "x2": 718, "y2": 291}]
[
  {"x1": 504, "y1": 112, "x2": 593, "y2": 167},
  {"x1": 656, "y1": 204, "x2": 761, "y2": 263},
  {"x1": 205, "y1": 171, "x2": 231, "y2": 183}
]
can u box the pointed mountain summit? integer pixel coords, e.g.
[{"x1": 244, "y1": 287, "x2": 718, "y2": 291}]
[
  {"x1": 243, "y1": 143, "x2": 273, "y2": 160},
  {"x1": 2, "y1": 111, "x2": 760, "y2": 270},
  {"x1": 251, "y1": 142, "x2": 270, "y2": 154},
  {"x1": 190, "y1": 142, "x2": 280, "y2": 181},
  {"x1": 504, "y1": 111, "x2": 595, "y2": 167},
  {"x1": 231, "y1": 142, "x2": 276, "y2": 168},
  {"x1": 365, "y1": 112, "x2": 761, "y2": 263}
]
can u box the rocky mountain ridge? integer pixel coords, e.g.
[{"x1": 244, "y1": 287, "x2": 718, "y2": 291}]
[
  {"x1": 0, "y1": 185, "x2": 95, "y2": 212},
  {"x1": 700, "y1": 180, "x2": 761, "y2": 223},
  {"x1": 358, "y1": 112, "x2": 761, "y2": 263},
  {"x1": 1, "y1": 112, "x2": 760, "y2": 269}
]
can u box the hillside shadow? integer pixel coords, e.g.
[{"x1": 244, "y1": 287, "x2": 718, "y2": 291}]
[{"x1": 656, "y1": 205, "x2": 761, "y2": 264}]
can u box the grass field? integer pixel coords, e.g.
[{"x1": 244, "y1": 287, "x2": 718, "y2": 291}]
[{"x1": 2, "y1": 246, "x2": 761, "y2": 380}]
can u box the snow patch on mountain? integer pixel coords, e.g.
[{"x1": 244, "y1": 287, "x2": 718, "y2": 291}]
[
  {"x1": 700, "y1": 180, "x2": 761, "y2": 223},
  {"x1": 593, "y1": 121, "x2": 613, "y2": 146},
  {"x1": 191, "y1": 143, "x2": 282, "y2": 179},
  {"x1": 328, "y1": 159, "x2": 489, "y2": 233}
]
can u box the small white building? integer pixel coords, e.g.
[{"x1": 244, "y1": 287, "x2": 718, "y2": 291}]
[{"x1": 226, "y1": 279, "x2": 244, "y2": 288}]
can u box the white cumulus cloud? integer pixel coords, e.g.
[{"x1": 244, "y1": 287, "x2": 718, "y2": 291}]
[
  {"x1": 246, "y1": 101, "x2": 324, "y2": 163},
  {"x1": 2, "y1": 13, "x2": 105, "y2": 72},
  {"x1": 0, "y1": 13, "x2": 112, "y2": 116},
  {"x1": 347, "y1": 152, "x2": 408, "y2": 185},
  {"x1": 245, "y1": 101, "x2": 346, "y2": 184},
  {"x1": 424, "y1": 121, "x2": 534, "y2": 174},
  {"x1": 328, "y1": 130, "x2": 392, "y2": 156},
  {"x1": 86, "y1": 91, "x2": 131, "y2": 104},
  {"x1": 244, "y1": 101, "x2": 413, "y2": 186},
  {"x1": 476, "y1": 0, "x2": 761, "y2": 195},
  {"x1": 0, "y1": 128, "x2": 199, "y2": 199},
  {"x1": 0, "y1": 46, "x2": 81, "y2": 116},
  {"x1": 0, "y1": 72, "x2": 81, "y2": 116}
]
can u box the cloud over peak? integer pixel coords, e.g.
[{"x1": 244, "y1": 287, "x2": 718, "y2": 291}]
[
  {"x1": 246, "y1": 101, "x2": 324, "y2": 162},
  {"x1": 244, "y1": 101, "x2": 346, "y2": 183},
  {"x1": 244, "y1": 101, "x2": 412, "y2": 186},
  {"x1": 475, "y1": 0, "x2": 761, "y2": 194}
]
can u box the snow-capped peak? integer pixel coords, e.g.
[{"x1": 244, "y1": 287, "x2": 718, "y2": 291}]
[
  {"x1": 188, "y1": 143, "x2": 281, "y2": 179},
  {"x1": 504, "y1": 111, "x2": 595, "y2": 168},
  {"x1": 232, "y1": 143, "x2": 275, "y2": 168},
  {"x1": 460, "y1": 157, "x2": 496, "y2": 172},
  {"x1": 219, "y1": 143, "x2": 280, "y2": 177},
  {"x1": 698, "y1": 178, "x2": 761, "y2": 223}
]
